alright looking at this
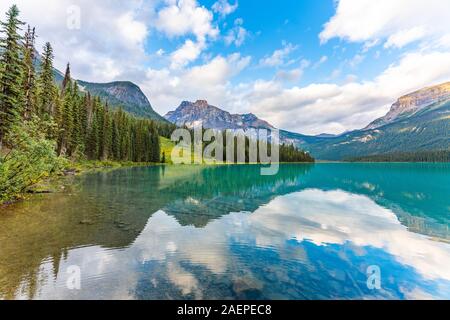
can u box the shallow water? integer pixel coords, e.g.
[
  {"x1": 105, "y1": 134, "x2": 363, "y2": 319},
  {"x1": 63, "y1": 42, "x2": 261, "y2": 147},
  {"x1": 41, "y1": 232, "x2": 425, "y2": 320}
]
[{"x1": 0, "y1": 163, "x2": 449, "y2": 300}]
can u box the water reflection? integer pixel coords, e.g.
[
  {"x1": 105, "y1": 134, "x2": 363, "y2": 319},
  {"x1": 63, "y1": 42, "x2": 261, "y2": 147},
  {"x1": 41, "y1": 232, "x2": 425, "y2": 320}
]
[{"x1": 0, "y1": 164, "x2": 449, "y2": 299}]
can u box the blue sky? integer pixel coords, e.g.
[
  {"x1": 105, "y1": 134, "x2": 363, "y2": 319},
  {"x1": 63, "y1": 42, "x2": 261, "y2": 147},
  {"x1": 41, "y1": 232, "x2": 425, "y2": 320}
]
[
  {"x1": 1, "y1": 0, "x2": 450, "y2": 134},
  {"x1": 144, "y1": 0, "x2": 394, "y2": 87}
]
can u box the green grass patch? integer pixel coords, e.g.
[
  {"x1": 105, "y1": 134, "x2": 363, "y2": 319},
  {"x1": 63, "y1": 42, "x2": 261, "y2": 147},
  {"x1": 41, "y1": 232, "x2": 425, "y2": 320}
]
[{"x1": 160, "y1": 137, "x2": 175, "y2": 164}]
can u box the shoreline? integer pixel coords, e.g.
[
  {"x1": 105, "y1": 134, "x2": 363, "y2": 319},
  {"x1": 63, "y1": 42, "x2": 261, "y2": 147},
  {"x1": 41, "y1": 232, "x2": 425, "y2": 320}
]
[
  {"x1": 3, "y1": 160, "x2": 448, "y2": 208},
  {"x1": 0, "y1": 160, "x2": 162, "y2": 208}
]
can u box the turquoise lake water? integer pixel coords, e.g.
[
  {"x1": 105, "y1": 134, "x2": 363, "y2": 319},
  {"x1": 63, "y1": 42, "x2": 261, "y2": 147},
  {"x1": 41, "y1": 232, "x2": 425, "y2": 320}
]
[{"x1": 0, "y1": 163, "x2": 449, "y2": 299}]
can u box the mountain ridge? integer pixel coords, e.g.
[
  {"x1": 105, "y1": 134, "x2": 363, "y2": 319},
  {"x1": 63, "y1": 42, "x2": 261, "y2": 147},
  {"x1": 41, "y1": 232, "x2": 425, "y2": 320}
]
[
  {"x1": 76, "y1": 80, "x2": 166, "y2": 121},
  {"x1": 365, "y1": 82, "x2": 450, "y2": 130},
  {"x1": 164, "y1": 82, "x2": 450, "y2": 160},
  {"x1": 165, "y1": 100, "x2": 274, "y2": 130},
  {"x1": 43, "y1": 58, "x2": 166, "y2": 122}
]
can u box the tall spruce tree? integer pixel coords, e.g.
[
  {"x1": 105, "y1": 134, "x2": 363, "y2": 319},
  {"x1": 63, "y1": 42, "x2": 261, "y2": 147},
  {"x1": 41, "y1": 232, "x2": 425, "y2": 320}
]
[
  {"x1": 61, "y1": 63, "x2": 71, "y2": 92},
  {"x1": 70, "y1": 81, "x2": 83, "y2": 156},
  {"x1": 0, "y1": 5, "x2": 25, "y2": 149},
  {"x1": 101, "y1": 103, "x2": 112, "y2": 160},
  {"x1": 37, "y1": 42, "x2": 55, "y2": 117},
  {"x1": 22, "y1": 25, "x2": 36, "y2": 120},
  {"x1": 111, "y1": 114, "x2": 120, "y2": 160},
  {"x1": 87, "y1": 111, "x2": 99, "y2": 160},
  {"x1": 58, "y1": 80, "x2": 73, "y2": 156}
]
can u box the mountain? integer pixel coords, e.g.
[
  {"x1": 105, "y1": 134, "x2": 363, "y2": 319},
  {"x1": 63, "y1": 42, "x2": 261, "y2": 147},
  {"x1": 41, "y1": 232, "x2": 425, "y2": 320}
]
[
  {"x1": 35, "y1": 55, "x2": 166, "y2": 122},
  {"x1": 365, "y1": 82, "x2": 450, "y2": 130},
  {"x1": 164, "y1": 100, "x2": 335, "y2": 150},
  {"x1": 165, "y1": 100, "x2": 274, "y2": 130},
  {"x1": 76, "y1": 80, "x2": 166, "y2": 121},
  {"x1": 164, "y1": 82, "x2": 450, "y2": 160},
  {"x1": 301, "y1": 82, "x2": 450, "y2": 160},
  {"x1": 316, "y1": 133, "x2": 339, "y2": 138}
]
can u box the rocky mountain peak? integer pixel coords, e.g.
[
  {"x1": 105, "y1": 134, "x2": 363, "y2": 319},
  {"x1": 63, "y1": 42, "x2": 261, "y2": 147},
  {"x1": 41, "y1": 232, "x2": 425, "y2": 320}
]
[
  {"x1": 242, "y1": 113, "x2": 258, "y2": 121},
  {"x1": 164, "y1": 101, "x2": 274, "y2": 131},
  {"x1": 365, "y1": 81, "x2": 450, "y2": 130},
  {"x1": 194, "y1": 100, "x2": 209, "y2": 108}
]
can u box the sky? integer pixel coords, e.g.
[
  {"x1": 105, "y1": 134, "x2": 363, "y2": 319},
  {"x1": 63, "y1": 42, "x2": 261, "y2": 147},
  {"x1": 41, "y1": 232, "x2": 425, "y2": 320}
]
[{"x1": 1, "y1": 0, "x2": 450, "y2": 135}]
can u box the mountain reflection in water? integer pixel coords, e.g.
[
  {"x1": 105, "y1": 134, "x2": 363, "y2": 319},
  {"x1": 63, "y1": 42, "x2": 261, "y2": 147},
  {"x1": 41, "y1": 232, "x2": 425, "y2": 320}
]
[{"x1": 0, "y1": 164, "x2": 449, "y2": 300}]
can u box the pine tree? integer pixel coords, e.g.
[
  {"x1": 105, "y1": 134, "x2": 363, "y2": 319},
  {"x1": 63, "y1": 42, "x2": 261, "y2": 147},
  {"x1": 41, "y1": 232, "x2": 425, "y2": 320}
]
[
  {"x1": 70, "y1": 81, "x2": 83, "y2": 156},
  {"x1": 58, "y1": 80, "x2": 73, "y2": 156},
  {"x1": 150, "y1": 124, "x2": 160, "y2": 162},
  {"x1": 37, "y1": 42, "x2": 56, "y2": 117},
  {"x1": 94, "y1": 98, "x2": 104, "y2": 159},
  {"x1": 111, "y1": 114, "x2": 120, "y2": 160},
  {"x1": 0, "y1": 5, "x2": 25, "y2": 149},
  {"x1": 86, "y1": 111, "x2": 99, "y2": 160},
  {"x1": 22, "y1": 25, "x2": 36, "y2": 120},
  {"x1": 101, "y1": 103, "x2": 112, "y2": 160},
  {"x1": 79, "y1": 94, "x2": 89, "y2": 140},
  {"x1": 61, "y1": 63, "x2": 71, "y2": 92}
]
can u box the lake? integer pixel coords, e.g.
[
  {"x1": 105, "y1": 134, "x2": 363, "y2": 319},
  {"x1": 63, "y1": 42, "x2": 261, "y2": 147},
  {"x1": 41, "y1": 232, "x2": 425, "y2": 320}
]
[{"x1": 0, "y1": 163, "x2": 449, "y2": 300}]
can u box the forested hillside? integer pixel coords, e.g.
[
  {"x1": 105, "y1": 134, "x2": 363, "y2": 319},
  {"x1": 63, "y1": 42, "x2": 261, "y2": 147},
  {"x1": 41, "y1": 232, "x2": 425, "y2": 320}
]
[
  {"x1": 303, "y1": 99, "x2": 450, "y2": 161},
  {"x1": 0, "y1": 5, "x2": 173, "y2": 203}
]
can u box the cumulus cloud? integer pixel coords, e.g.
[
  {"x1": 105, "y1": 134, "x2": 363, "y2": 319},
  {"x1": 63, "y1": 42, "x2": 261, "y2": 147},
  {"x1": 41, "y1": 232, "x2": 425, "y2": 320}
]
[
  {"x1": 142, "y1": 53, "x2": 251, "y2": 114},
  {"x1": 212, "y1": 0, "x2": 238, "y2": 18},
  {"x1": 155, "y1": 0, "x2": 219, "y2": 42},
  {"x1": 155, "y1": 0, "x2": 221, "y2": 69},
  {"x1": 320, "y1": 0, "x2": 450, "y2": 49},
  {"x1": 274, "y1": 59, "x2": 310, "y2": 82},
  {"x1": 0, "y1": 0, "x2": 154, "y2": 82},
  {"x1": 170, "y1": 39, "x2": 205, "y2": 69},
  {"x1": 259, "y1": 42, "x2": 297, "y2": 67},
  {"x1": 2, "y1": 0, "x2": 449, "y2": 136},
  {"x1": 245, "y1": 50, "x2": 450, "y2": 134},
  {"x1": 143, "y1": 47, "x2": 450, "y2": 135},
  {"x1": 224, "y1": 18, "x2": 247, "y2": 47},
  {"x1": 384, "y1": 27, "x2": 426, "y2": 49}
]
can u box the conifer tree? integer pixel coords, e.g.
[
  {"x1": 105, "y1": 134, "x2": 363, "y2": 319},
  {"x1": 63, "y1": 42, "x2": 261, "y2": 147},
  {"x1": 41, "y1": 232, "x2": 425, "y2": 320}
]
[
  {"x1": 58, "y1": 80, "x2": 73, "y2": 155},
  {"x1": 37, "y1": 42, "x2": 56, "y2": 117},
  {"x1": 101, "y1": 103, "x2": 112, "y2": 160},
  {"x1": 22, "y1": 25, "x2": 36, "y2": 120},
  {"x1": 70, "y1": 81, "x2": 83, "y2": 156},
  {"x1": 150, "y1": 124, "x2": 160, "y2": 162},
  {"x1": 111, "y1": 114, "x2": 120, "y2": 160},
  {"x1": 87, "y1": 111, "x2": 99, "y2": 160},
  {"x1": 0, "y1": 5, "x2": 25, "y2": 149},
  {"x1": 61, "y1": 63, "x2": 71, "y2": 92},
  {"x1": 79, "y1": 94, "x2": 89, "y2": 140}
]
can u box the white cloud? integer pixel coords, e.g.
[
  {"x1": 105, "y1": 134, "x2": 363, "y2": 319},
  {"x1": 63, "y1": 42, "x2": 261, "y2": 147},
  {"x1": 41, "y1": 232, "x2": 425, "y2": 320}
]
[
  {"x1": 142, "y1": 53, "x2": 251, "y2": 114},
  {"x1": 155, "y1": 0, "x2": 220, "y2": 69},
  {"x1": 116, "y1": 12, "x2": 148, "y2": 47},
  {"x1": 0, "y1": 0, "x2": 155, "y2": 82},
  {"x1": 274, "y1": 69, "x2": 303, "y2": 82},
  {"x1": 275, "y1": 59, "x2": 310, "y2": 82},
  {"x1": 244, "y1": 50, "x2": 450, "y2": 134},
  {"x1": 155, "y1": 0, "x2": 219, "y2": 42},
  {"x1": 3, "y1": 0, "x2": 449, "y2": 136},
  {"x1": 384, "y1": 27, "x2": 426, "y2": 49},
  {"x1": 224, "y1": 18, "x2": 247, "y2": 47},
  {"x1": 259, "y1": 42, "x2": 297, "y2": 67},
  {"x1": 170, "y1": 39, "x2": 205, "y2": 69},
  {"x1": 349, "y1": 53, "x2": 365, "y2": 68},
  {"x1": 212, "y1": 0, "x2": 238, "y2": 18},
  {"x1": 144, "y1": 44, "x2": 450, "y2": 135},
  {"x1": 320, "y1": 0, "x2": 450, "y2": 49}
]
